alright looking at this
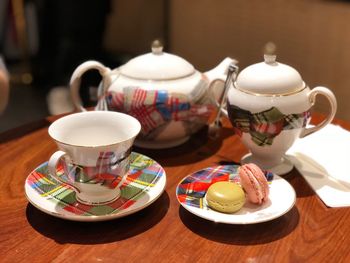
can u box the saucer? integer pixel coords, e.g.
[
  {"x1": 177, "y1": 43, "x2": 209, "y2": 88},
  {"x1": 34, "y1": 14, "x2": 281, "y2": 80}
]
[
  {"x1": 135, "y1": 136, "x2": 190, "y2": 149},
  {"x1": 241, "y1": 153, "x2": 294, "y2": 175},
  {"x1": 176, "y1": 165, "x2": 296, "y2": 224},
  {"x1": 25, "y1": 152, "x2": 166, "y2": 222}
]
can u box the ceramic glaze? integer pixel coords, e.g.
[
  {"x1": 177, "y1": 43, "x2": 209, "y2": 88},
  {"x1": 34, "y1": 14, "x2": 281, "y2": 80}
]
[
  {"x1": 25, "y1": 152, "x2": 166, "y2": 222},
  {"x1": 176, "y1": 165, "x2": 295, "y2": 224},
  {"x1": 49, "y1": 111, "x2": 140, "y2": 147},
  {"x1": 70, "y1": 41, "x2": 235, "y2": 149},
  {"x1": 48, "y1": 111, "x2": 141, "y2": 205},
  {"x1": 225, "y1": 53, "x2": 337, "y2": 175}
]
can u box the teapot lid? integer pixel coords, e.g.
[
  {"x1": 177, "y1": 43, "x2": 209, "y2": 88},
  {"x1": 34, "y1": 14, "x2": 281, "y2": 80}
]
[
  {"x1": 119, "y1": 40, "x2": 195, "y2": 80},
  {"x1": 235, "y1": 43, "x2": 304, "y2": 96}
]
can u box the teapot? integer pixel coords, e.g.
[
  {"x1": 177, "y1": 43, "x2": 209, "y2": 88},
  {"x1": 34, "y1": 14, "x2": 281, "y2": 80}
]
[
  {"x1": 221, "y1": 45, "x2": 337, "y2": 175},
  {"x1": 70, "y1": 41, "x2": 235, "y2": 149}
]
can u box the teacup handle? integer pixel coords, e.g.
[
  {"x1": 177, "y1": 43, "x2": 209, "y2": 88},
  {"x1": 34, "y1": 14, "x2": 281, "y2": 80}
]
[
  {"x1": 48, "y1": 150, "x2": 80, "y2": 193},
  {"x1": 70, "y1": 61, "x2": 113, "y2": 112},
  {"x1": 300, "y1": 86, "x2": 337, "y2": 138}
]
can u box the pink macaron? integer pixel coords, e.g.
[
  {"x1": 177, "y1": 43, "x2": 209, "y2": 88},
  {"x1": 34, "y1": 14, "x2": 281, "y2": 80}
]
[{"x1": 238, "y1": 163, "x2": 269, "y2": 205}]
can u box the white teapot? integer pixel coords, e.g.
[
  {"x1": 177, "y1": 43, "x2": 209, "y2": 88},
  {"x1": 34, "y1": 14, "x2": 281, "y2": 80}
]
[
  {"x1": 70, "y1": 41, "x2": 235, "y2": 149},
  {"x1": 222, "y1": 47, "x2": 337, "y2": 175}
]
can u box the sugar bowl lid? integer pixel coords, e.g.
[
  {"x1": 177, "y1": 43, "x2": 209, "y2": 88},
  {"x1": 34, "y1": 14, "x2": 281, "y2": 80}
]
[
  {"x1": 235, "y1": 43, "x2": 305, "y2": 96},
  {"x1": 119, "y1": 40, "x2": 195, "y2": 80}
]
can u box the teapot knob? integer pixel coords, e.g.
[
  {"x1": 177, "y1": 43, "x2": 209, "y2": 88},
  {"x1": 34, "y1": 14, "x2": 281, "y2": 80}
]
[
  {"x1": 152, "y1": 39, "x2": 163, "y2": 55},
  {"x1": 263, "y1": 42, "x2": 277, "y2": 64}
]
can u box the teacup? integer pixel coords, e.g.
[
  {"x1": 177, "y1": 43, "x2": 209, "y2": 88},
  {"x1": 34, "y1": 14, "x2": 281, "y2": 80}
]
[{"x1": 48, "y1": 111, "x2": 141, "y2": 205}]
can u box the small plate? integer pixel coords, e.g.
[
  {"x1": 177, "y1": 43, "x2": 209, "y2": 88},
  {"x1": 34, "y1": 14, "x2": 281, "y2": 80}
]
[
  {"x1": 25, "y1": 152, "x2": 166, "y2": 222},
  {"x1": 176, "y1": 165, "x2": 296, "y2": 224}
]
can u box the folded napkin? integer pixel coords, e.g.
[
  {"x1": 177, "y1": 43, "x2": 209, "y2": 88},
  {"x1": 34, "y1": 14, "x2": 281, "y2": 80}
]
[{"x1": 287, "y1": 124, "x2": 350, "y2": 207}]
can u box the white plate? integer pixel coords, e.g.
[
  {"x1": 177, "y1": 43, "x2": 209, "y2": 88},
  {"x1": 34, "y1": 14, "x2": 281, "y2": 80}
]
[
  {"x1": 176, "y1": 165, "x2": 296, "y2": 224},
  {"x1": 25, "y1": 152, "x2": 166, "y2": 222}
]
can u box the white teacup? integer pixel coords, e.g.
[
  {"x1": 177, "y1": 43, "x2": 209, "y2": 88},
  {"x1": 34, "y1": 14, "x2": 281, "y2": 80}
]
[{"x1": 48, "y1": 111, "x2": 141, "y2": 205}]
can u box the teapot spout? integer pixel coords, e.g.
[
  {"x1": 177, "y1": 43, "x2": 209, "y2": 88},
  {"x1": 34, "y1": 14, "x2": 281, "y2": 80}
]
[
  {"x1": 205, "y1": 57, "x2": 237, "y2": 83},
  {"x1": 204, "y1": 57, "x2": 238, "y2": 105}
]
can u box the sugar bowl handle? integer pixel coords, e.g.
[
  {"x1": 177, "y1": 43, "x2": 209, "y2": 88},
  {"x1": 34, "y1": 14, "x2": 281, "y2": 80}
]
[
  {"x1": 300, "y1": 86, "x2": 337, "y2": 138},
  {"x1": 70, "y1": 61, "x2": 112, "y2": 112}
]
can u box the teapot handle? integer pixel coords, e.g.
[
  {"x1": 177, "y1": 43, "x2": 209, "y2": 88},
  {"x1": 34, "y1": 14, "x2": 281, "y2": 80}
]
[
  {"x1": 300, "y1": 86, "x2": 337, "y2": 138},
  {"x1": 70, "y1": 61, "x2": 112, "y2": 111}
]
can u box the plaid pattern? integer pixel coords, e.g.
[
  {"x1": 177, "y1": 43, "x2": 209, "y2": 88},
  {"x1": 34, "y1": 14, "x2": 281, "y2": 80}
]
[
  {"x1": 176, "y1": 165, "x2": 274, "y2": 209},
  {"x1": 227, "y1": 105, "x2": 311, "y2": 146},
  {"x1": 104, "y1": 87, "x2": 214, "y2": 137},
  {"x1": 27, "y1": 152, "x2": 164, "y2": 216},
  {"x1": 62, "y1": 150, "x2": 131, "y2": 189}
]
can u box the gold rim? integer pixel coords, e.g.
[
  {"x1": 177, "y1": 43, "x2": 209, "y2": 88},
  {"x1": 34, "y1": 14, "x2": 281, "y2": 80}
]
[
  {"x1": 233, "y1": 82, "x2": 308, "y2": 97},
  {"x1": 48, "y1": 112, "x2": 141, "y2": 148},
  {"x1": 51, "y1": 137, "x2": 137, "y2": 149}
]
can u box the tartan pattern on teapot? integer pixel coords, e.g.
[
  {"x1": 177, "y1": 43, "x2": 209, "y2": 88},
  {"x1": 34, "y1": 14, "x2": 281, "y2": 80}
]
[
  {"x1": 227, "y1": 105, "x2": 311, "y2": 146},
  {"x1": 103, "y1": 87, "x2": 215, "y2": 137}
]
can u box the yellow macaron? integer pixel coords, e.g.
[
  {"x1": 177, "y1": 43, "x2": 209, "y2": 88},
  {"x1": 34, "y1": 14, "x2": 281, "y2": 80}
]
[{"x1": 205, "y1": 181, "x2": 245, "y2": 213}]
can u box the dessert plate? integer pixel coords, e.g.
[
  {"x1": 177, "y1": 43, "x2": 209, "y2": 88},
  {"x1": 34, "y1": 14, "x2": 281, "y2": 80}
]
[
  {"x1": 176, "y1": 165, "x2": 296, "y2": 224},
  {"x1": 25, "y1": 152, "x2": 166, "y2": 222}
]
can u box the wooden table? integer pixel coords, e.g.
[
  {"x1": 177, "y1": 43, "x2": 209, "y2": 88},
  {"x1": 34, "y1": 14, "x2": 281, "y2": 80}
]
[{"x1": 1, "y1": 113, "x2": 350, "y2": 262}]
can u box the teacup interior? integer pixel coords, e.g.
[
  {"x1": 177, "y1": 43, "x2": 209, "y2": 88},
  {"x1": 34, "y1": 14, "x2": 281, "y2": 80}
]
[{"x1": 49, "y1": 111, "x2": 141, "y2": 147}]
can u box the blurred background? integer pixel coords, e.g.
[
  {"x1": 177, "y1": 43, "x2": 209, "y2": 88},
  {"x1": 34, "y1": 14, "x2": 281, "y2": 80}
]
[{"x1": 0, "y1": 0, "x2": 350, "y2": 132}]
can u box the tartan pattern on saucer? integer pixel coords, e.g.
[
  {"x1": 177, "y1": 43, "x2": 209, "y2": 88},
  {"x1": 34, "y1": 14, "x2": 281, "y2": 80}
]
[
  {"x1": 176, "y1": 165, "x2": 274, "y2": 209},
  {"x1": 227, "y1": 105, "x2": 311, "y2": 146},
  {"x1": 27, "y1": 152, "x2": 164, "y2": 216}
]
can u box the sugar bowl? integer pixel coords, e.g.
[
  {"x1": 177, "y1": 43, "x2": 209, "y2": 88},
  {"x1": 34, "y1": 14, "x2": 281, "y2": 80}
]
[{"x1": 223, "y1": 48, "x2": 337, "y2": 175}]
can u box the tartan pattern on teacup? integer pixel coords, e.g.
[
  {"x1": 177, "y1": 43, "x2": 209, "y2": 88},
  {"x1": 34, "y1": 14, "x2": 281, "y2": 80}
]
[
  {"x1": 176, "y1": 165, "x2": 274, "y2": 209},
  {"x1": 61, "y1": 150, "x2": 131, "y2": 189},
  {"x1": 227, "y1": 105, "x2": 311, "y2": 146},
  {"x1": 27, "y1": 152, "x2": 164, "y2": 216},
  {"x1": 104, "y1": 87, "x2": 215, "y2": 136}
]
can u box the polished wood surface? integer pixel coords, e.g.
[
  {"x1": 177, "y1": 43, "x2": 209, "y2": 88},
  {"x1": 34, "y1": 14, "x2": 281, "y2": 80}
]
[{"x1": 1, "y1": 113, "x2": 350, "y2": 262}]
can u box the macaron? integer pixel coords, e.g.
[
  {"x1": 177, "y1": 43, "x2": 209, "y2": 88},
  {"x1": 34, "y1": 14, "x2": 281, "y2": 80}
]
[
  {"x1": 205, "y1": 181, "x2": 245, "y2": 213},
  {"x1": 239, "y1": 163, "x2": 269, "y2": 205}
]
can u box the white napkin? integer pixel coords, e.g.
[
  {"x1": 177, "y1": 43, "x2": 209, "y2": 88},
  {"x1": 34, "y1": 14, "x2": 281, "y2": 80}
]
[{"x1": 287, "y1": 124, "x2": 350, "y2": 207}]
